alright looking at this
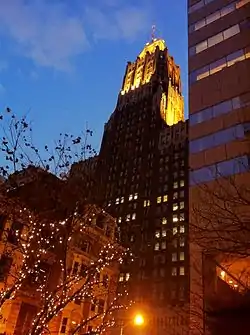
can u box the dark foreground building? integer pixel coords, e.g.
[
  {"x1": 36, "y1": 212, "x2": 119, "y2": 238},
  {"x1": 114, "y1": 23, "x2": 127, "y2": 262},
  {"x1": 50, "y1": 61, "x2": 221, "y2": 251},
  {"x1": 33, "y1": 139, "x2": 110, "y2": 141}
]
[
  {"x1": 95, "y1": 38, "x2": 190, "y2": 335},
  {"x1": 188, "y1": 0, "x2": 250, "y2": 334}
]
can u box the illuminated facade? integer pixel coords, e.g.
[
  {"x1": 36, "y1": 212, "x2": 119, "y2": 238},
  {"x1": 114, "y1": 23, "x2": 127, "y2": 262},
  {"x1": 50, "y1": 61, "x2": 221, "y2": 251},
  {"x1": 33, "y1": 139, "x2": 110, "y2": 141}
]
[
  {"x1": 96, "y1": 38, "x2": 189, "y2": 335},
  {"x1": 188, "y1": 0, "x2": 250, "y2": 334},
  {"x1": 120, "y1": 38, "x2": 184, "y2": 126},
  {"x1": 0, "y1": 170, "x2": 119, "y2": 335}
]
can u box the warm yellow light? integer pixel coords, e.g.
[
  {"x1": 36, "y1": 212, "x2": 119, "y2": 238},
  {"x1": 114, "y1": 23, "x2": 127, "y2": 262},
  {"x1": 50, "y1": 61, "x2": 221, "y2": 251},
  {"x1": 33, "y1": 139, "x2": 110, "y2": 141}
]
[{"x1": 134, "y1": 314, "x2": 144, "y2": 326}]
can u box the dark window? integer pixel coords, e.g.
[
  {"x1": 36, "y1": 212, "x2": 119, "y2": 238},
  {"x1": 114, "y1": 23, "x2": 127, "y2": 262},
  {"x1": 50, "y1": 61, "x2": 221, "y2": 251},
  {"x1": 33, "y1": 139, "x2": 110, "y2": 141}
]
[
  {"x1": 79, "y1": 264, "x2": 87, "y2": 277},
  {"x1": 91, "y1": 299, "x2": 97, "y2": 312},
  {"x1": 7, "y1": 221, "x2": 23, "y2": 245},
  {"x1": 105, "y1": 226, "x2": 112, "y2": 237},
  {"x1": 76, "y1": 238, "x2": 90, "y2": 253},
  {"x1": 102, "y1": 274, "x2": 109, "y2": 288},
  {"x1": 0, "y1": 215, "x2": 7, "y2": 240},
  {"x1": 213, "y1": 100, "x2": 232, "y2": 117},
  {"x1": 95, "y1": 273, "x2": 100, "y2": 282},
  {"x1": 60, "y1": 317, "x2": 68, "y2": 333},
  {"x1": 190, "y1": 155, "x2": 249, "y2": 185},
  {"x1": 96, "y1": 215, "x2": 105, "y2": 229},
  {"x1": 14, "y1": 302, "x2": 37, "y2": 335},
  {"x1": 72, "y1": 262, "x2": 79, "y2": 275},
  {"x1": 0, "y1": 255, "x2": 12, "y2": 282},
  {"x1": 98, "y1": 299, "x2": 105, "y2": 314}
]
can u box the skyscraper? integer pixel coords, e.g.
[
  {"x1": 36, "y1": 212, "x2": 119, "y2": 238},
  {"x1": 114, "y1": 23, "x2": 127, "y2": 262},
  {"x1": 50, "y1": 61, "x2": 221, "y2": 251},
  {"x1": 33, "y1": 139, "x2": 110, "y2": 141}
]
[
  {"x1": 188, "y1": 0, "x2": 250, "y2": 333},
  {"x1": 96, "y1": 36, "x2": 189, "y2": 334}
]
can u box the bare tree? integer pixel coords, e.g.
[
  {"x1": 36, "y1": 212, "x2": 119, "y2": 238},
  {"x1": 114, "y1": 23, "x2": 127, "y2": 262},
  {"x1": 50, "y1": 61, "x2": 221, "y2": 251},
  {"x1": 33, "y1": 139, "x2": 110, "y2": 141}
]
[{"x1": 0, "y1": 108, "x2": 132, "y2": 335}]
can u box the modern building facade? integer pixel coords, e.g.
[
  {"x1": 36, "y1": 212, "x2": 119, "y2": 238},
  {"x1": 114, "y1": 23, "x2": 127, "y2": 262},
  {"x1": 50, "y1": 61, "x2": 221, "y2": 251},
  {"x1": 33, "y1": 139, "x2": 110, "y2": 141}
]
[
  {"x1": 188, "y1": 0, "x2": 250, "y2": 333},
  {"x1": 96, "y1": 38, "x2": 190, "y2": 334}
]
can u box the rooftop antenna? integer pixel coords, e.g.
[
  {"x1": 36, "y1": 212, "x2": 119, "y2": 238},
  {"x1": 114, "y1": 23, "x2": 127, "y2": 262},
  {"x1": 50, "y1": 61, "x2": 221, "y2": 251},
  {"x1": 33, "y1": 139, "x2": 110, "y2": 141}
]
[{"x1": 151, "y1": 24, "x2": 156, "y2": 41}]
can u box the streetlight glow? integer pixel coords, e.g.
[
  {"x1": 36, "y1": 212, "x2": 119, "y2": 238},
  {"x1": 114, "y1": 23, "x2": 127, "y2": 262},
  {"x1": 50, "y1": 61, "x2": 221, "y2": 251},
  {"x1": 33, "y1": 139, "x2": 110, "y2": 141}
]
[{"x1": 134, "y1": 314, "x2": 144, "y2": 326}]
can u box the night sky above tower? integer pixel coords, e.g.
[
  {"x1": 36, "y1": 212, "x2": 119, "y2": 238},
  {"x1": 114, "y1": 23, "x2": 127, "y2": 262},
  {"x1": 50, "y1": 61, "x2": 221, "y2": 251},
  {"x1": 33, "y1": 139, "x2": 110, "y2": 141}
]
[{"x1": 0, "y1": 0, "x2": 187, "y2": 152}]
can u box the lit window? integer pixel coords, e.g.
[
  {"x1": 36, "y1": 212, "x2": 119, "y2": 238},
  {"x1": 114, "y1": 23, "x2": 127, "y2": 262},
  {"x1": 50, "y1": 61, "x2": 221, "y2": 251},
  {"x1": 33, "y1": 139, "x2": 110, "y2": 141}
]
[
  {"x1": 180, "y1": 252, "x2": 185, "y2": 261},
  {"x1": 132, "y1": 213, "x2": 136, "y2": 220},
  {"x1": 121, "y1": 197, "x2": 124, "y2": 203},
  {"x1": 173, "y1": 182, "x2": 178, "y2": 189},
  {"x1": 180, "y1": 201, "x2": 184, "y2": 209},
  {"x1": 161, "y1": 241, "x2": 166, "y2": 249},
  {"x1": 173, "y1": 214, "x2": 178, "y2": 222},
  {"x1": 180, "y1": 180, "x2": 184, "y2": 187},
  {"x1": 180, "y1": 237, "x2": 185, "y2": 247},
  {"x1": 180, "y1": 226, "x2": 185, "y2": 233},
  {"x1": 118, "y1": 217, "x2": 122, "y2": 223},
  {"x1": 115, "y1": 198, "x2": 120, "y2": 205},
  {"x1": 143, "y1": 200, "x2": 147, "y2": 207},
  {"x1": 180, "y1": 267, "x2": 185, "y2": 276},
  {"x1": 119, "y1": 274, "x2": 124, "y2": 282},
  {"x1": 154, "y1": 243, "x2": 160, "y2": 251},
  {"x1": 126, "y1": 214, "x2": 131, "y2": 222},
  {"x1": 134, "y1": 193, "x2": 138, "y2": 200},
  {"x1": 173, "y1": 227, "x2": 178, "y2": 235},
  {"x1": 163, "y1": 194, "x2": 168, "y2": 202},
  {"x1": 108, "y1": 201, "x2": 111, "y2": 207},
  {"x1": 155, "y1": 231, "x2": 160, "y2": 238},
  {"x1": 147, "y1": 200, "x2": 150, "y2": 206},
  {"x1": 129, "y1": 194, "x2": 133, "y2": 201},
  {"x1": 125, "y1": 273, "x2": 130, "y2": 281},
  {"x1": 173, "y1": 203, "x2": 178, "y2": 211},
  {"x1": 157, "y1": 196, "x2": 162, "y2": 204},
  {"x1": 180, "y1": 213, "x2": 184, "y2": 221},
  {"x1": 173, "y1": 192, "x2": 178, "y2": 199},
  {"x1": 162, "y1": 217, "x2": 167, "y2": 225},
  {"x1": 162, "y1": 229, "x2": 167, "y2": 237},
  {"x1": 172, "y1": 267, "x2": 177, "y2": 276},
  {"x1": 172, "y1": 253, "x2": 177, "y2": 262}
]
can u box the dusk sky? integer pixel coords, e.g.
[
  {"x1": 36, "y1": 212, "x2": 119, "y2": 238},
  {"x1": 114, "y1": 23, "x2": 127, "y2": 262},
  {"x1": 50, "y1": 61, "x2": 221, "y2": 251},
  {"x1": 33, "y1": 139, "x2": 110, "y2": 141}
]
[{"x1": 0, "y1": 0, "x2": 187, "y2": 152}]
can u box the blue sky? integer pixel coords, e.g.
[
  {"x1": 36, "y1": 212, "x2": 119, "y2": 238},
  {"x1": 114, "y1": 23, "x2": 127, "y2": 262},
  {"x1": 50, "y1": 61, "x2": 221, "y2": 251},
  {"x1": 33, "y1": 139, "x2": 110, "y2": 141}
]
[{"x1": 0, "y1": 0, "x2": 187, "y2": 152}]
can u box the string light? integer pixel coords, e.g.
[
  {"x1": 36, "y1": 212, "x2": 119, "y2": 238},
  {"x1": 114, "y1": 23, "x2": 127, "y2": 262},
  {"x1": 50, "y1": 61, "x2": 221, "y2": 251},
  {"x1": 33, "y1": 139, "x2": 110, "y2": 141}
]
[{"x1": 0, "y1": 201, "x2": 133, "y2": 335}]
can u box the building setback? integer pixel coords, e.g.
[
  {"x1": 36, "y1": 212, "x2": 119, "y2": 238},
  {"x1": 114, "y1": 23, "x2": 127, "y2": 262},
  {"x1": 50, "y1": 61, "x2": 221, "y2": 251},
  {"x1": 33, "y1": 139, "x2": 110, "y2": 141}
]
[
  {"x1": 188, "y1": 0, "x2": 250, "y2": 334},
  {"x1": 95, "y1": 38, "x2": 190, "y2": 334}
]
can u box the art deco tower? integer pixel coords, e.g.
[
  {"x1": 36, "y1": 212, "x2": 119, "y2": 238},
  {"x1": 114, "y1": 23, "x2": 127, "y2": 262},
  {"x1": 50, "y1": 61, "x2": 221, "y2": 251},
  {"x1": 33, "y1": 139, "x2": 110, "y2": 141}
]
[{"x1": 96, "y1": 35, "x2": 189, "y2": 335}]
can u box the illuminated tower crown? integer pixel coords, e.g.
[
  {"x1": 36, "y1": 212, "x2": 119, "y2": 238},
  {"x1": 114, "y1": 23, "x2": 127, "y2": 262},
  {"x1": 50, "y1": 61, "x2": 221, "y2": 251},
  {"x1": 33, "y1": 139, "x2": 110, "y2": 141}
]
[{"x1": 119, "y1": 32, "x2": 184, "y2": 126}]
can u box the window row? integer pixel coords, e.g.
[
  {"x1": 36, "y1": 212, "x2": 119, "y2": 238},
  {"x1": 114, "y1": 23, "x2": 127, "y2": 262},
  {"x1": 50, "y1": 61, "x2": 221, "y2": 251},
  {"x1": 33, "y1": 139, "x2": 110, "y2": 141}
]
[
  {"x1": 172, "y1": 266, "x2": 185, "y2": 276},
  {"x1": 172, "y1": 251, "x2": 185, "y2": 262},
  {"x1": 189, "y1": 1, "x2": 247, "y2": 33},
  {"x1": 189, "y1": 23, "x2": 241, "y2": 56},
  {"x1": 190, "y1": 46, "x2": 250, "y2": 83},
  {"x1": 112, "y1": 190, "x2": 185, "y2": 209},
  {"x1": 111, "y1": 193, "x2": 138, "y2": 206},
  {"x1": 173, "y1": 226, "x2": 185, "y2": 235},
  {"x1": 126, "y1": 213, "x2": 136, "y2": 221},
  {"x1": 119, "y1": 272, "x2": 130, "y2": 282},
  {"x1": 174, "y1": 180, "x2": 185, "y2": 188},
  {"x1": 173, "y1": 201, "x2": 185, "y2": 211},
  {"x1": 155, "y1": 241, "x2": 167, "y2": 251},
  {"x1": 157, "y1": 195, "x2": 168, "y2": 203},
  {"x1": 173, "y1": 237, "x2": 185, "y2": 248},
  {"x1": 188, "y1": 0, "x2": 215, "y2": 14},
  {"x1": 190, "y1": 155, "x2": 249, "y2": 185},
  {"x1": 190, "y1": 93, "x2": 250, "y2": 126},
  {"x1": 155, "y1": 228, "x2": 167, "y2": 238},
  {"x1": 190, "y1": 123, "x2": 250, "y2": 154}
]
